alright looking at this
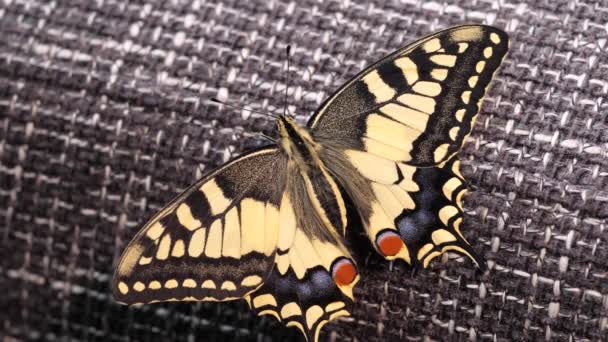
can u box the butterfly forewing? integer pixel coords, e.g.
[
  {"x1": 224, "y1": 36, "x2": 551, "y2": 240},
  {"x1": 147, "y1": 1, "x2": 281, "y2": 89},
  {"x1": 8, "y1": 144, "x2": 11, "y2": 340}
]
[
  {"x1": 310, "y1": 25, "x2": 509, "y2": 166},
  {"x1": 112, "y1": 147, "x2": 286, "y2": 304}
]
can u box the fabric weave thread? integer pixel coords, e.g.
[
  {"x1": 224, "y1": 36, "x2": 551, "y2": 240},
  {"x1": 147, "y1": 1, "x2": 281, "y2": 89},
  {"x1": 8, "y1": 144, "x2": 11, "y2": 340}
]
[{"x1": 1, "y1": 0, "x2": 607, "y2": 341}]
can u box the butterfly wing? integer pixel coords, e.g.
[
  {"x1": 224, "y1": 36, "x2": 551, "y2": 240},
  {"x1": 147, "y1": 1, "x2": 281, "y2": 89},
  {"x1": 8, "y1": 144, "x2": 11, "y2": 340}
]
[
  {"x1": 247, "y1": 190, "x2": 359, "y2": 342},
  {"x1": 310, "y1": 25, "x2": 508, "y2": 167},
  {"x1": 112, "y1": 146, "x2": 286, "y2": 304},
  {"x1": 310, "y1": 25, "x2": 509, "y2": 268}
]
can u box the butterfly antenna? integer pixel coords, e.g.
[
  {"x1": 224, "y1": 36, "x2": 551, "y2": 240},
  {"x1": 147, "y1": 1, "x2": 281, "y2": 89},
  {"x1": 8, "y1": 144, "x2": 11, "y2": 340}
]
[
  {"x1": 210, "y1": 98, "x2": 277, "y2": 119},
  {"x1": 284, "y1": 45, "x2": 291, "y2": 117}
]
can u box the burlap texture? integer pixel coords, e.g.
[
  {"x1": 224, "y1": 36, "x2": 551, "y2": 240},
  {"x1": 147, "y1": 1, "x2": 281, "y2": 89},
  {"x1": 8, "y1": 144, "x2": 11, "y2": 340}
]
[{"x1": 1, "y1": 0, "x2": 607, "y2": 341}]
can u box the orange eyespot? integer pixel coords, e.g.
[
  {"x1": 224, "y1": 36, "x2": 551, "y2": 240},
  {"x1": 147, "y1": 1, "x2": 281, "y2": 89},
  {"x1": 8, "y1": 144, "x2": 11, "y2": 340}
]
[
  {"x1": 376, "y1": 230, "x2": 404, "y2": 256},
  {"x1": 331, "y1": 258, "x2": 357, "y2": 286}
]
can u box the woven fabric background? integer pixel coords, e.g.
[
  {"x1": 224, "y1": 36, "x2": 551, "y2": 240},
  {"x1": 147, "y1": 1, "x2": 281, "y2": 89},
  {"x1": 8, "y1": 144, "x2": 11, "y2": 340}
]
[{"x1": 1, "y1": 0, "x2": 607, "y2": 341}]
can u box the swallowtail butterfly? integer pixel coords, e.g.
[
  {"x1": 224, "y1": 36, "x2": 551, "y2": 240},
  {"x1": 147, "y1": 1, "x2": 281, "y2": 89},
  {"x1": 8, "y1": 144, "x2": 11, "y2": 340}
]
[{"x1": 113, "y1": 25, "x2": 509, "y2": 341}]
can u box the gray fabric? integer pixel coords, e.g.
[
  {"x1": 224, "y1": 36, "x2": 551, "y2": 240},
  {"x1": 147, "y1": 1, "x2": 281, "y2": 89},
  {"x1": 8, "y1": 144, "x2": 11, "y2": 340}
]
[{"x1": 1, "y1": 0, "x2": 607, "y2": 341}]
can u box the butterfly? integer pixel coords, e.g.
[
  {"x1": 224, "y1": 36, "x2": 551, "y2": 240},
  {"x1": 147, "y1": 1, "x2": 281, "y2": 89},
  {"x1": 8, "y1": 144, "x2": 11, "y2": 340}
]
[{"x1": 112, "y1": 25, "x2": 509, "y2": 341}]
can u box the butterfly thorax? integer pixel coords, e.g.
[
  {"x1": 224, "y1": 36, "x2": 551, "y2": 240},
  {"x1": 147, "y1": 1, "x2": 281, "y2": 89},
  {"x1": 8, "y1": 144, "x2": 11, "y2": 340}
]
[
  {"x1": 277, "y1": 115, "x2": 348, "y2": 239},
  {"x1": 276, "y1": 115, "x2": 320, "y2": 169}
]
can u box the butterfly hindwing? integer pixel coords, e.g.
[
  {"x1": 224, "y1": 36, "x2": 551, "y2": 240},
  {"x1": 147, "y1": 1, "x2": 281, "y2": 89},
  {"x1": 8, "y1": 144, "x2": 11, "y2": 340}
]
[
  {"x1": 312, "y1": 25, "x2": 508, "y2": 268},
  {"x1": 310, "y1": 25, "x2": 509, "y2": 167},
  {"x1": 248, "y1": 260, "x2": 354, "y2": 342},
  {"x1": 247, "y1": 191, "x2": 358, "y2": 342},
  {"x1": 242, "y1": 164, "x2": 359, "y2": 342},
  {"x1": 112, "y1": 147, "x2": 286, "y2": 304},
  {"x1": 399, "y1": 156, "x2": 483, "y2": 269}
]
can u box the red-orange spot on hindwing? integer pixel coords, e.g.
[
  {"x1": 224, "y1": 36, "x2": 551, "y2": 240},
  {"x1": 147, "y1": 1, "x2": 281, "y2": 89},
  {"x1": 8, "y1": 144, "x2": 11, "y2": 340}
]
[
  {"x1": 331, "y1": 258, "x2": 358, "y2": 286},
  {"x1": 376, "y1": 230, "x2": 404, "y2": 256}
]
